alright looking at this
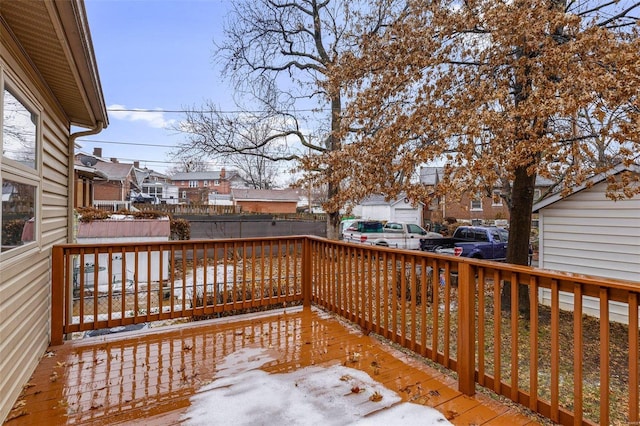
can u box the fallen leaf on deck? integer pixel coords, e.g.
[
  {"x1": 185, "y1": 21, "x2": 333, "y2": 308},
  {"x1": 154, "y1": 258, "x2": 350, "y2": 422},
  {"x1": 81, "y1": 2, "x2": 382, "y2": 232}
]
[
  {"x1": 11, "y1": 400, "x2": 26, "y2": 410},
  {"x1": 351, "y1": 386, "x2": 362, "y2": 394},
  {"x1": 369, "y1": 391, "x2": 383, "y2": 402}
]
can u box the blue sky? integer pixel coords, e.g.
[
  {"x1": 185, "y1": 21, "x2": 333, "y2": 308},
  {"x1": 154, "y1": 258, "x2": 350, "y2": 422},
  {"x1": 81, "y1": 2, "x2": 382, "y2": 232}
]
[{"x1": 78, "y1": 0, "x2": 235, "y2": 173}]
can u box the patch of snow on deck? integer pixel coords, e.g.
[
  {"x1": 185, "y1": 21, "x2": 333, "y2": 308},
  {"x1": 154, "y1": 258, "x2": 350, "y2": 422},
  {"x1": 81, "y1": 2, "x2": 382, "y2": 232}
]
[{"x1": 182, "y1": 347, "x2": 451, "y2": 425}]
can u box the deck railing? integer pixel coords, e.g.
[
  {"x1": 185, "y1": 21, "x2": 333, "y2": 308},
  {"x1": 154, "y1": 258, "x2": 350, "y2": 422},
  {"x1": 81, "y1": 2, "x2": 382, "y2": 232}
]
[
  {"x1": 51, "y1": 236, "x2": 309, "y2": 345},
  {"x1": 51, "y1": 236, "x2": 639, "y2": 426}
]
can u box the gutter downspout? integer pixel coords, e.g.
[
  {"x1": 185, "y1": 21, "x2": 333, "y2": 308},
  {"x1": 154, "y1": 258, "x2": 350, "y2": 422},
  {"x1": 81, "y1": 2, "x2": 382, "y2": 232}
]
[{"x1": 67, "y1": 122, "x2": 104, "y2": 242}]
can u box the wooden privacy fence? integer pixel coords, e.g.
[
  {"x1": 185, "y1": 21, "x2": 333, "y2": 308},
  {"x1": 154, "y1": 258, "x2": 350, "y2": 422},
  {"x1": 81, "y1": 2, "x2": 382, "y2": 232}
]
[{"x1": 52, "y1": 236, "x2": 640, "y2": 426}]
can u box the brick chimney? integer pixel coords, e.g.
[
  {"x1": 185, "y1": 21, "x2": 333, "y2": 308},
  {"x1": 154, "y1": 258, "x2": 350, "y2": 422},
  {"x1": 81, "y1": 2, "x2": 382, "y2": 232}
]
[
  {"x1": 93, "y1": 147, "x2": 102, "y2": 157},
  {"x1": 134, "y1": 161, "x2": 140, "y2": 168},
  {"x1": 220, "y1": 167, "x2": 226, "y2": 179},
  {"x1": 111, "y1": 157, "x2": 118, "y2": 163}
]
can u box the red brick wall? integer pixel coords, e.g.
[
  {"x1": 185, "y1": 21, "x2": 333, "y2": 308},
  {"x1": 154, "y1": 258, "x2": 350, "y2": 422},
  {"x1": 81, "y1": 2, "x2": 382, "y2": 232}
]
[
  {"x1": 442, "y1": 193, "x2": 509, "y2": 222},
  {"x1": 93, "y1": 181, "x2": 124, "y2": 201}
]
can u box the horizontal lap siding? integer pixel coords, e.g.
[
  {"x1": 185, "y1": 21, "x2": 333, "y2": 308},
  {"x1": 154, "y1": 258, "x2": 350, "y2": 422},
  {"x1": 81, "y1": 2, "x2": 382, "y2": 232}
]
[
  {"x1": 0, "y1": 68, "x2": 71, "y2": 421},
  {"x1": 538, "y1": 181, "x2": 640, "y2": 323}
]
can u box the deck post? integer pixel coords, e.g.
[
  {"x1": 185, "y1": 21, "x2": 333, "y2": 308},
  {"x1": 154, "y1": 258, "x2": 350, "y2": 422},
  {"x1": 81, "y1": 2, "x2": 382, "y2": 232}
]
[
  {"x1": 457, "y1": 261, "x2": 475, "y2": 395},
  {"x1": 51, "y1": 245, "x2": 64, "y2": 346},
  {"x1": 302, "y1": 238, "x2": 312, "y2": 307}
]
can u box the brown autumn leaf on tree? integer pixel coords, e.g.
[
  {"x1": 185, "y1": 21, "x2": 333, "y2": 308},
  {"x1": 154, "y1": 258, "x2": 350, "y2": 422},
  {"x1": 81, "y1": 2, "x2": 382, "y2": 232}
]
[{"x1": 313, "y1": 0, "x2": 640, "y2": 315}]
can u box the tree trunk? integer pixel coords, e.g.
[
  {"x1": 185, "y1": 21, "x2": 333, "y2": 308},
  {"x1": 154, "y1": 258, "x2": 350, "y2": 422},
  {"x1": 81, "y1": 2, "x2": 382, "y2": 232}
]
[
  {"x1": 501, "y1": 165, "x2": 535, "y2": 318},
  {"x1": 325, "y1": 89, "x2": 342, "y2": 240},
  {"x1": 326, "y1": 180, "x2": 341, "y2": 239}
]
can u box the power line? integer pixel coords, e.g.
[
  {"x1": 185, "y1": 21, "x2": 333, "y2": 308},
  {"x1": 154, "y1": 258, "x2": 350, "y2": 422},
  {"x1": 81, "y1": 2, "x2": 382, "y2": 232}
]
[
  {"x1": 107, "y1": 107, "x2": 328, "y2": 114},
  {"x1": 77, "y1": 139, "x2": 175, "y2": 148},
  {"x1": 75, "y1": 139, "x2": 297, "y2": 171}
]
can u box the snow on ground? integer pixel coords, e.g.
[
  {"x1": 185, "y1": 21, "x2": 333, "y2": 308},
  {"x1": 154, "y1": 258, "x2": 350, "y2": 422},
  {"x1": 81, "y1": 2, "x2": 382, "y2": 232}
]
[
  {"x1": 181, "y1": 347, "x2": 451, "y2": 426},
  {"x1": 172, "y1": 264, "x2": 237, "y2": 300}
]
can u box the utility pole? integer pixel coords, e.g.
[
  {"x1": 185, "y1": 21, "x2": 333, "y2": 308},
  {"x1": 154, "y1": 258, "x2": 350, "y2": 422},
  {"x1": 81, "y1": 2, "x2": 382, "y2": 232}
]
[{"x1": 308, "y1": 135, "x2": 312, "y2": 212}]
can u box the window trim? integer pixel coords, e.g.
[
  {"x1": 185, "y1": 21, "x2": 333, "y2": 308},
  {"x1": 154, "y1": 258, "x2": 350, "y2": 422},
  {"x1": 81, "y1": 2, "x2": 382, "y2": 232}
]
[
  {"x1": 1, "y1": 75, "x2": 42, "y2": 259},
  {"x1": 470, "y1": 196, "x2": 483, "y2": 211},
  {"x1": 491, "y1": 190, "x2": 503, "y2": 207}
]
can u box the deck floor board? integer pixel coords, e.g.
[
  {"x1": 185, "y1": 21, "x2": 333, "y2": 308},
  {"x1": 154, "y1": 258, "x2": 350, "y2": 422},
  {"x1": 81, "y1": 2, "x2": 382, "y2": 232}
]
[{"x1": 5, "y1": 307, "x2": 544, "y2": 425}]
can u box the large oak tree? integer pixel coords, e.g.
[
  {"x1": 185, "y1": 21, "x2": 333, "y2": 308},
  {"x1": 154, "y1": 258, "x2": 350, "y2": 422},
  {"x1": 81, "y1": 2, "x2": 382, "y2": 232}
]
[{"x1": 323, "y1": 0, "x2": 639, "y2": 268}]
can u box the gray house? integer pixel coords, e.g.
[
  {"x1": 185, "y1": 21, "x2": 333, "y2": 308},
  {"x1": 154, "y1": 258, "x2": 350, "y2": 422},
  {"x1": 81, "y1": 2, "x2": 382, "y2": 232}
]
[{"x1": 533, "y1": 163, "x2": 640, "y2": 323}]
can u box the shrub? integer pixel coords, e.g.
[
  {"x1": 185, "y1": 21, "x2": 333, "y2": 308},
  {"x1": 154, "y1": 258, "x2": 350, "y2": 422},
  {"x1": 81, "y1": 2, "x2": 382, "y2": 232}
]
[{"x1": 170, "y1": 218, "x2": 190, "y2": 240}]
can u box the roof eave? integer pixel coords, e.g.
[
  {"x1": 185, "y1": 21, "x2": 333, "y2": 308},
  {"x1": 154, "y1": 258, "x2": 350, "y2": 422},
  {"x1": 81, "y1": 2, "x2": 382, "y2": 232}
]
[{"x1": 52, "y1": 0, "x2": 108, "y2": 128}]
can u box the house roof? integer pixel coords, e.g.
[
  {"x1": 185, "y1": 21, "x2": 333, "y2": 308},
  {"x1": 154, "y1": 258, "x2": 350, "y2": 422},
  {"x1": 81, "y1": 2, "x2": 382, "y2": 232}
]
[
  {"x1": 74, "y1": 164, "x2": 107, "y2": 179},
  {"x1": 360, "y1": 193, "x2": 424, "y2": 207},
  {"x1": 171, "y1": 171, "x2": 225, "y2": 181},
  {"x1": 419, "y1": 167, "x2": 445, "y2": 185},
  {"x1": 0, "y1": 0, "x2": 108, "y2": 129},
  {"x1": 93, "y1": 162, "x2": 134, "y2": 181},
  {"x1": 133, "y1": 168, "x2": 149, "y2": 186},
  {"x1": 232, "y1": 189, "x2": 300, "y2": 202},
  {"x1": 532, "y1": 163, "x2": 640, "y2": 212}
]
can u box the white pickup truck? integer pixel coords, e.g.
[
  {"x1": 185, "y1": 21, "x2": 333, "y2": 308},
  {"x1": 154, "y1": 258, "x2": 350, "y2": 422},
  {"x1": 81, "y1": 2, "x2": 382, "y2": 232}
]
[{"x1": 342, "y1": 220, "x2": 442, "y2": 250}]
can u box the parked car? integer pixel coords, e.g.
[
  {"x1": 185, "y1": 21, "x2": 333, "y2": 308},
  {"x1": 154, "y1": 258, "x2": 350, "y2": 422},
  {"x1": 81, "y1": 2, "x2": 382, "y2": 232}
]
[
  {"x1": 341, "y1": 219, "x2": 384, "y2": 240},
  {"x1": 420, "y1": 226, "x2": 509, "y2": 261},
  {"x1": 343, "y1": 221, "x2": 441, "y2": 250}
]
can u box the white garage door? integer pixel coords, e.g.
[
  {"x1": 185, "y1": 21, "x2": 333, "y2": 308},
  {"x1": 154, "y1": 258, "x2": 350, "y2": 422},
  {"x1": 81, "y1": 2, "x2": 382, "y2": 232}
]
[{"x1": 393, "y1": 208, "x2": 419, "y2": 224}]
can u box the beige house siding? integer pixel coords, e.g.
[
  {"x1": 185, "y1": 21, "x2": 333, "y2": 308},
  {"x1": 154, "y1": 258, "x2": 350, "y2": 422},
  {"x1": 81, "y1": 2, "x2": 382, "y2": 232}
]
[
  {"x1": 537, "y1": 179, "x2": 640, "y2": 324},
  {"x1": 0, "y1": 80, "x2": 71, "y2": 423},
  {"x1": 0, "y1": 1, "x2": 107, "y2": 420}
]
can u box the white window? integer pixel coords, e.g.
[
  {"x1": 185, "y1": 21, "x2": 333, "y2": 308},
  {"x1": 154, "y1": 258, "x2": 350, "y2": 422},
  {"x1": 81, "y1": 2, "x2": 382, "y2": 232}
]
[
  {"x1": 182, "y1": 190, "x2": 187, "y2": 199},
  {"x1": 203, "y1": 180, "x2": 208, "y2": 187},
  {"x1": 492, "y1": 190, "x2": 503, "y2": 206},
  {"x1": 470, "y1": 195, "x2": 482, "y2": 211},
  {"x1": 189, "y1": 180, "x2": 198, "y2": 188},
  {"x1": 1, "y1": 83, "x2": 40, "y2": 254},
  {"x1": 144, "y1": 186, "x2": 162, "y2": 197}
]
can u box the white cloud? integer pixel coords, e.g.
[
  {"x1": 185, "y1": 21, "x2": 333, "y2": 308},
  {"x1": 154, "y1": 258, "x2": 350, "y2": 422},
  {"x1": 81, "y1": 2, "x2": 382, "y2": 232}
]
[
  {"x1": 181, "y1": 347, "x2": 451, "y2": 426},
  {"x1": 108, "y1": 104, "x2": 175, "y2": 129}
]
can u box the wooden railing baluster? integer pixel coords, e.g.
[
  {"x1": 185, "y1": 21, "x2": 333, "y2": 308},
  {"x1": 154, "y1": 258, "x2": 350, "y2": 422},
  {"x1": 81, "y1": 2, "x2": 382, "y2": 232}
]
[
  {"x1": 629, "y1": 293, "x2": 639, "y2": 423},
  {"x1": 600, "y1": 288, "x2": 610, "y2": 426}
]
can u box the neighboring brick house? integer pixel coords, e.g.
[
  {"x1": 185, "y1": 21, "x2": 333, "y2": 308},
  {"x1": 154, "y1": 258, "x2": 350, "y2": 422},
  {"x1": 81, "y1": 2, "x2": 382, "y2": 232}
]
[
  {"x1": 170, "y1": 170, "x2": 232, "y2": 203},
  {"x1": 232, "y1": 188, "x2": 300, "y2": 214},
  {"x1": 420, "y1": 166, "x2": 554, "y2": 224},
  {"x1": 92, "y1": 161, "x2": 139, "y2": 202},
  {"x1": 74, "y1": 148, "x2": 140, "y2": 205}
]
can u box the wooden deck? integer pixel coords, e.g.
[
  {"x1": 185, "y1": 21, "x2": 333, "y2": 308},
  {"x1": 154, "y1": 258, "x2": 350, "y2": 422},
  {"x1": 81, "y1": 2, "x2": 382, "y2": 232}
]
[{"x1": 5, "y1": 307, "x2": 545, "y2": 425}]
